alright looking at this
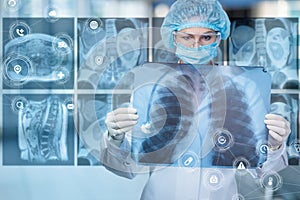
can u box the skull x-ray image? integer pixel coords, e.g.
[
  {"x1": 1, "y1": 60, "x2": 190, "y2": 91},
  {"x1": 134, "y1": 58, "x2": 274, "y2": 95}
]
[
  {"x1": 229, "y1": 18, "x2": 298, "y2": 89},
  {"x1": 2, "y1": 95, "x2": 74, "y2": 165},
  {"x1": 2, "y1": 18, "x2": 74, "y2": 89},
  {"x1": 107, "y1": 63, "x2": 271, "y2": 169},
  {"x1": 78, "y1": 18, "x2": 148, "y2": 89}
]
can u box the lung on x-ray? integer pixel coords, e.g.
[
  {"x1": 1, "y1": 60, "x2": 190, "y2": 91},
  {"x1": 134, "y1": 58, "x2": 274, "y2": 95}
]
[
  {"x1": 2, "y1": 18, "x2": 74, "y2": 89},
  {"x1": 229, "y1": 18, "x2": 298, "y2": 89},
  {"x1": 111, "y1": 63, "x2": 271, "y2": 169},
  {"x1": 77, "y1": 18, "x2": 148, "y2": 89}
]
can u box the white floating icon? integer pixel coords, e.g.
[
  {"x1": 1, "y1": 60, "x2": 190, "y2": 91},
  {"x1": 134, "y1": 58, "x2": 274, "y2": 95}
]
[
  {"x1": 58, "y1": 41, "x2": 68, "y2": 48},
  {"x1": 7, "y1": 0, "x2": 17, "y2": 7},
  {"x1": 217, "y1": 135, "x2": 227, "y2": 145},
  {"x1": 48, "y1": 9, "x2": 57, "y2": 17},
  {"x1": 237, "y1": 162, "x2": 246, "y2": 169},
  {"x1": 268, "y1": 177, "x2": 274, "y2": 186},
  {"x1": 209, "y1": 175, "x2": 219, "y2": 184},
  {"x1": 183, "y1": 156, "x2": 193, "y2": 166},
  {"x1": 14, "y1": 64, "x2": 22, "y2": 74},
  {"x1": 67, "y1": 104, "x2": 74, "y2": 110}
]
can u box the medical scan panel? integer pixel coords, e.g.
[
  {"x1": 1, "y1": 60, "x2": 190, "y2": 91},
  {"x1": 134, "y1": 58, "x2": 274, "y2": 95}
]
[
  {"x1": 78, "y1": 18, "x2": 148, "y2": 89},
  {"x1": 77, "y1": 93, "x2": 131, "y2": 165},
  {"x1": 229, "y1": 18, "x2": 298, "y2": 89},
  {"x1": 2, "y1": 18, "x2": 74, "y2": 89},
  {"x1": 271, "y1": 94, "x2": 299, "y2": 164},
  {"x1": 2, "y1": 94, "x2": 75, "y2": 165}
]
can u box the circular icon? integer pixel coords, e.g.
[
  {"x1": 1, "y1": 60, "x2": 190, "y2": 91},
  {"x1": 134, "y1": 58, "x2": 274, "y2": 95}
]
[
  {"x1": 9, "y1": 21, "x2": 30, "y2": 39},
  {"x1": 260, "y1": 172, "x2": 282, "y2": 191},
  {"x1": 178, "y1": 151, "x2": 199, "y2": 167},
  {"x1": 94, "y1": 55, "x2": 104, "y2": 65},
  {"x1": 213, "y1": 129, "x2": 234, "y2": 152},
  {"x1": 233, "y1": 157, "x2": 250, "y2": 174},
  {"x1": 290, "y1": 141, "x2": 300, "y2": 154},
  {"x1": 86, "y1": 18, "x2": 102, "y2": 32},
  {"x1": 89, "y1": 20, "x2": 99, "y2": 30},
  {"x1": 54, "y1": 67, "x2": 70, "y2": 84},
  {"x1": 3, "y1": 0, "x2": 22, "y2": 11},
  {"x1": 11, "y1": 96, "x2": 28, "y2": 113},
  {"x1": 204, "y1": 169, "x2": 224, "y2": 190},
  {"x1": 3, "y1": 55, "x2": 32, "y2": 86},
  {"x1": 47, "y1": 8, "x2": 57, "y2": 17},
  {"x1": 258, "y1": 144, "x2": 269, "y2": 156},
  {"x1": 7, "y1": 0, "x2": 17, "y2": 7},
  {"x1": 44, "y1": 6, "x2": 59, "y2": 22},
  {"x1": 64, "y1": 97, "x2": 74, "y2": 116},
  {"x1": 52, "y1": 33, "x2": 73, "y2": 55}
]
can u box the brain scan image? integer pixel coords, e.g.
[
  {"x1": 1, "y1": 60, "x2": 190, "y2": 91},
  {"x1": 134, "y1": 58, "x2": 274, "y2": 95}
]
[
  {"x1": 78, "y1": 18, "x2": 148, "y2": 89},
  {"x1": 2, "y1": 95, "x2": 75, "y2": 165},
  {"x1": 2, "y1": 18, "x2": 74, "y2": 89},
  {"x1": 229, "y1": 18, "x2": 298, "y2": 89}
]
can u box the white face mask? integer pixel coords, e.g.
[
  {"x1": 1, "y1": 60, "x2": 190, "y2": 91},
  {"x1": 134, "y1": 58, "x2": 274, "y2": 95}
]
[{"x1": 175, "y1": 42, "x2": 218, "y2": 65}]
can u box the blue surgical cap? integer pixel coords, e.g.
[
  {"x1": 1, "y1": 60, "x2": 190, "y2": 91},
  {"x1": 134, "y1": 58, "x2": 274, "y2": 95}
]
[{"x1": 161, "y1": 0, "x2": 231, "y2": 49}]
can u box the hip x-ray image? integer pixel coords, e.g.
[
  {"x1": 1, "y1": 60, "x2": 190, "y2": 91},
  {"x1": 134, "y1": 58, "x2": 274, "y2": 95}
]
[
  {"x1": 229, "y1": 18, "x2": 298, "y2": 89},
  {"x1": 271, "y1": 93, "x2": 299, "y2": 164},
  {"x1": 78, "y1": 18, "x2": 148, "y2": 89},
  {"x1": 111, "y1": 63, "x2": 271, "y2": 169},
  {"x1": 3, "y1": 94, "x2": 74, "y2": 165},
  {"x1": 2, "y1": 18, "x2": 74, "y2": 89}
]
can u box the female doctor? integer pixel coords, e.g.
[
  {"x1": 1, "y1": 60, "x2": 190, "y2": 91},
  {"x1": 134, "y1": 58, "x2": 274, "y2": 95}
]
[{"x1": 101, "y1": 0, "x2": 291, "y2": 199}]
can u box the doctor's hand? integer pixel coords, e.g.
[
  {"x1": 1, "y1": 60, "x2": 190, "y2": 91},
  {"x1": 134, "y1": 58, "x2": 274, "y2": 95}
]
[
  {"x1": 264, "y1": 113, "x2": 291, "y2": 150},
  {"x1": 105, "y1": 107, "x2": 139, "y2": 142}
]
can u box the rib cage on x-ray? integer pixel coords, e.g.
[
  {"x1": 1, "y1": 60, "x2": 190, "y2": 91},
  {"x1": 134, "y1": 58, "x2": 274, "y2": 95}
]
[
  {"x1": 129, "y1": 64, "x2": 205, "y2": 164},
  {"x1": 211, "y1": 78, "x2": 259, "y2": 167},
  {"x1": 112, "y1": 63, "x2": 269, "y2": 168}
]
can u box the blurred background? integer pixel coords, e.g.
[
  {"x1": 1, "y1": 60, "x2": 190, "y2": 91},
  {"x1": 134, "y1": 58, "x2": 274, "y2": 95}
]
[{"x1": 1, "y1": 0, "x2": 300, "y2": 200}]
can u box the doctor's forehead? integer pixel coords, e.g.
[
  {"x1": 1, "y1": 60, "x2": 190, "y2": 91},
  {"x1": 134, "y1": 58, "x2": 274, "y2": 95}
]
[{"x1": 178, "y1": 27, "x2": 215, "y2": 34}]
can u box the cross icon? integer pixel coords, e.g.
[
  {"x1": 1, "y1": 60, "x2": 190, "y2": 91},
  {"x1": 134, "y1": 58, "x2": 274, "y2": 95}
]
[{"x1": 57, "y1": 71, "x2": 65, "y2": 79}]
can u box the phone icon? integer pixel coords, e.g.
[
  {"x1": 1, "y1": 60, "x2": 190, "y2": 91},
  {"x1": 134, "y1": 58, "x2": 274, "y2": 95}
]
[{"x1": 16, "y1": 28, "x2": 25, "y2": 37}]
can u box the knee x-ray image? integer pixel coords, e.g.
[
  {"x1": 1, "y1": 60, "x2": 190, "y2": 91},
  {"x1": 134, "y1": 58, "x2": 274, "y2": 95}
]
[
  {"x1": 78, "y1": 18, "x2": 148, "y2": 89},
  {"x1": 2, "y1": 18, "x2": 74, "y2": 89},
  {"x1": 110, "y1": 63, "x2": 271, "y2": 169},
  {"x1": 229, "y1": 18, "x2": 298, "y2": 89},
  {"x1": 3, "y1": 95, "x2": 74, "y2": 165}
]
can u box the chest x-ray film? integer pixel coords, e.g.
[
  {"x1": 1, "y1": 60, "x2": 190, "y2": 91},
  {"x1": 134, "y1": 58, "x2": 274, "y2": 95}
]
[
  {"x1": 229, "y1": 18, "x2": 298, "y2": 89},
  {"x1": 77, "y1": 18, "x2": 148, "y2": 89},
  {"x1": 2, "y1": 18, "x2": 74, "y2": 89},
  {"x1": 114, "y1": 63, "x2": 271, "y2": 169}
]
